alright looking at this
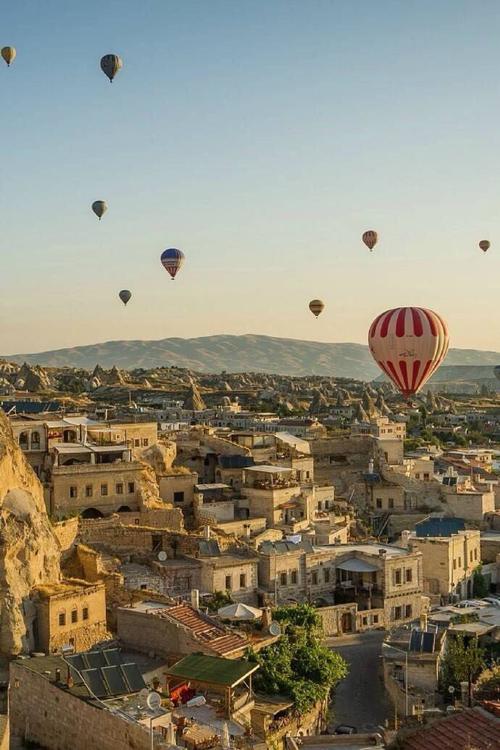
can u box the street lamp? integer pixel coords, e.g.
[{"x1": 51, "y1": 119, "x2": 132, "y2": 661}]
[{"x1": 382, "y1": 642, "x2": 409, "y2": 717}]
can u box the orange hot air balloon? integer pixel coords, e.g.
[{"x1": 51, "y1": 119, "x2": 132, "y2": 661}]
[
  {"x1": 362, "y1": 230, "x2": 378, "y2": 251},
  {"x1": 309, "y1": 299, "x2": 325, "y2": 318},
  {"x1": 368, "y1": 307, "x2": 449, "y2": 398},
  {"x1": 479, "y1": 240, "x2": 490, "y2": 253}
]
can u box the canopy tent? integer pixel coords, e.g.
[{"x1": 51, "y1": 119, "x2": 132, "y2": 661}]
[
  {"x1": 218, "y1": 603, "x2": 263, "y2": 621},
  {"x1": 336, "y1": 558, "x2": 378, "y2": 573}
]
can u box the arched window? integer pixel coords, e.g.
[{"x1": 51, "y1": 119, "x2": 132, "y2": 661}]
[
  {"x1": 31, "y1": 431, "x2": 41, "y2": 449},
  {"x1": 19, "y1": 432, "x2": 29, "y2": 450},
  {"x1": 58, "y1": 611, "x2": 66, "y2": 627}
]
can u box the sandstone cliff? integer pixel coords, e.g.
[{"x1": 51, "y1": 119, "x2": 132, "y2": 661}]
[{"x1": 0, "y1": 412, "x2": 60, "y2": 656}]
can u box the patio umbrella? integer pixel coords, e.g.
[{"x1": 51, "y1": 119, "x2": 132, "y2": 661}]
[{"x1": 217, "y1": 603, "x2": 263, "y2": 621}]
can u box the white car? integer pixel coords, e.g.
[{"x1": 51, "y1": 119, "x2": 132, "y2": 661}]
[
  {"x1": 482, "y1": 597, "x2": 500, "y2": 608},
  {"x1": 456, "y1": 600, "x2": 488, "y2": 608}
]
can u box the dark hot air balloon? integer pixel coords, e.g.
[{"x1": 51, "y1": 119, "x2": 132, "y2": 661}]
[
  {"x1": 100, "y1": 54, "x2": 123, "y2": 82},
  {"x1": 362, "y1": 230, "x2": 378, "y2": 251},
  {"x1": 309, "y1": 299, "x2": 325, "y2": 318},
  {"x1": 479, "y1": 240, "x2": 490, "y2": 253},
  {"x1": 368, "y1": 306, "x2": 449, "y2": 398},
  {"x1": 161, "y1": 248, "x2": 185, "y2": 280},
  {"x1": 119, "y1": 290, "x2": 132, "y2": 305},
  {"x1": 92, "y1": 200, "x2": 108, "y2": 220}
]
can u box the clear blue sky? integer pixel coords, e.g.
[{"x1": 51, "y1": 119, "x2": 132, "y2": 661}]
[{"x1": 1, "y1": 0, "x2": 499, "y2": 354}]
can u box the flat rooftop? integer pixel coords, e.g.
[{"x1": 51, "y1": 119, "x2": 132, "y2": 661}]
[{"x1": 245, "y1": 465, "x2": 292, "y2": 474}]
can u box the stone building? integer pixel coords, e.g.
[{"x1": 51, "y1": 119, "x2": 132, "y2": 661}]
[
  {"x1": 32, "y1": 579, "x2": 108, "y2": 653},
  {"x1": 158, "y1": 468, "x2": 198, "y2": 511},
  {"x1": 409, "y1": 528, "x2": 481, "y2": 601}
]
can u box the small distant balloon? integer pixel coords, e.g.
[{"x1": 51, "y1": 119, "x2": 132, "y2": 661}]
[
  {"x1": 100, "y1": 54, "x2": 123, "y2": 82},
  {"x1": 309, "y1": 299, "x2": 325, "y2": 318},
  {"x1": 362, "y1": 230, "x2": 378, "y2": 251},
  {"x1": 161, "y1": 248, "x2": 185, "y2": 280},
  {"x1": 119, "y1": 290, "x2": 132, "y2": 305},
  {"x1": 92, "y1": 200, "x2": 108, "y2": 220},
  {"x1": 479, "y1": 240, "x2": 490, "y2": 253},
  {"x1": 1, "y1": 47, "x2": 16, "y2": 67}
]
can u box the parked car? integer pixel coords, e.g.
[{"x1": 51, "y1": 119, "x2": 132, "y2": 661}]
[
  {"x1": 456, "y1": 600, "x2": 488, "y2": 608},
  {"x1": 482, "y1": 597, "x2": 500, "y2": 607},
  {"x1": 334, "y1": 725, "x2": 358, "y2": 735}
]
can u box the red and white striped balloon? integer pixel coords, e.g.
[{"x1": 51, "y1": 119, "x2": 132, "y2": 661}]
[{"x1": 368, "y1": 307, "x2": 449, "y2": 398}]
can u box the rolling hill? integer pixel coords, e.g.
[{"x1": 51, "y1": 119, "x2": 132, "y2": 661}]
[{"x1": 3, "y1": 334, "x2": 499, "y2": 380}]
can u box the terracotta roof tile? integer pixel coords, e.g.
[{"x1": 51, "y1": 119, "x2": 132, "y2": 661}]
[{"x1": 403, "y1": 707, "x2": 500, "y2": 750}]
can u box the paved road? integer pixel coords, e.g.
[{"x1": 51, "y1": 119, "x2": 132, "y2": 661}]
[{"x1": 327, "y1": 631, "x2": 392, "y2": 733}]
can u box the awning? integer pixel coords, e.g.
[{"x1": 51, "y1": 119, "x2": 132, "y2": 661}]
[{"x1": 336, "y1": 558, "x2": 378, "y2": 573}]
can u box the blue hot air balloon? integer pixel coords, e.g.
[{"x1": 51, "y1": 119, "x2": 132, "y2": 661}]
[{"x1": 160, "y1": 248, "x2": 185, "y2": 280}]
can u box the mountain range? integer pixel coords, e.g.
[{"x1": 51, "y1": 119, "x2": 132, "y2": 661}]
[{"x1": 3, "y1": 334, "x2": 500, "y2": 381}]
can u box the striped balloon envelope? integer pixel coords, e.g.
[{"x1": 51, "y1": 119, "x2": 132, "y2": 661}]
[
  {"x1": 368, "y1": 307, "x2": 449, "y2": 398},
  {"x1": 160, "y1": 248, "x2": 185, "y2": 280}
]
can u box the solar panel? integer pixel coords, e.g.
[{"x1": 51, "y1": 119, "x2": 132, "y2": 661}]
[
  {"x1": 81, "y1": 668, "x2": 108, "y2": 698},
  {"x1": 102, "y1": 666, "x2": 129, "y2": 696},
  {"x1": 121, "y1": 663, "x2": 146, "y2": 693},
  {"x1": 104, "y1": 649, "x2": 122, "y2": 666},
  {"x1": 66, "y1": 653, "x2": 86, "y2": 672},
  {"x1": 409, "y1": 630, "x2": 424, "y2": 652},
  {"x1": 422, "y1": 632, "x2": 435, "y2": 653},
  {"x1": 84, "y1": 651, "x2": 107, "y2": 669}
]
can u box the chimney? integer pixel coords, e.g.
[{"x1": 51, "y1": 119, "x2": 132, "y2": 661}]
[
  {"x1": 191, "y1": 589, "x2": 200, "y2": 610},
  {"x1": 368, "y1": 458, "x2": 374, "y2": 474},
  {"x1": 243, "y1": 523, "x2": 251, "y2": 539},
  {"x1": 420, "y1": 612, "x2": 428, "y2": 632},
  {"x1": 261, "y1": 607, "x2": 272, "y2": 629},
  {"x1": 378, "y1": 548, "x2": 387, "y2": 557},
  {"x1": 204, "y1": 525, "x2": 211, "y2": 541},
  {"x1": 400, "y1": 530, "x2": 411, "y2": 547}
]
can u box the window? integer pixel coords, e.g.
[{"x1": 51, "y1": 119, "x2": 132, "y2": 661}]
[
  {"x1": 58, "y1": 612, "x2": 66, "y2": 627},
  {"x1": 71, "y1": 609, "x2": 78, "y2": 624},
  {"x1": 85, "y1": 485, "x2": 93, "y2": 498},
  {"x1": 280, "y1": 572, "x2": 287, "y2": 586},
  {"x1": 69, "y1": 486, "x2": 78, "y2": 499},
  {"x1": 415, "y1": 473, "x2": 420, "y2": 479},
  {"x1": 311, "y1": 571, "x2": 318, "y2": 585},
  {"x1": 239, "y1": 573, "x2": 246, "y2": 588},
  {"x1": 82, "y1": 607, "x2": 89, "y2": 621},
  {"x1": 116, "y1": 483, "x2": 124, "y2": 495},
  {"x1": 453, "y1": 558, "x2": 457, "y2": 570},
  {"x1": 324, "y1": 568, "x2": 330, "y2": 583},
  {"x1": 128, "y1": 482, "x2": 135, "y2": 494},
  {"x1": 405, "y1": 568, "x2": 413, "y2": 583},
  {"x1": 423, "y1": 473, "x2": 430, "y2": 481},
  {"x1": 173, "y1": 491, "x2": 185, "y2": 504},
  {"x1": 458, "y1": 557, "x2": 462, "y2": 568},
  {"x1": 474, "y1": 548, "x2": 478, "y2": 560},
  {"x1": 291, "y1": 570, "x2": 298, "y2": 584},
  {"x1": 395, "y1": 569, "x2": 402, "y2": 585},
  {"x1": 134, "y1": 439, "x2": 140, "y2": 447},
  {"x1": 19, "y1": 432, "x2": 29, "y2": 450},
  {"x1": 373, "y1": 614, "x2": 379, "y2": 624},
  {"x1": 100, "y1": 483, "x2": 108, "y2": 496},
  {"x1": 388, "y1": 498, "x2": 394, "y2": 509},
  {"x1": 143, "y1": 438, "x2": 149, "y2": 447},
  {"x1": 225, "y1": 575, "x2": 232, "y2": 591},
  {"x1": 405, "y1": 604, "x2": 412, "y2": 619},
  {"x1": 394, "y1": 606, "x2": 402, "y2": 620},
  {"x1": 376, "y1": 498, "x2": 382, "y2": 509},
  {"x1": 31, "y1": 431, "x2": 40, "y2": 449},
  {"x1": 470, "y1": 550, "x2": 473, "y2": 563}
]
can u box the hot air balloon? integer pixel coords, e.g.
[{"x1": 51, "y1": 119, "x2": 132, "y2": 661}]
[
  {"x1": 100, "y1": 54, "x2": 123, "y2": 82},
  {"x1": 1, "y1": 47, "x2": 16, "y2": 67},
  {"x1": 479, "y1": 240, "x2": 490, "y2": 253},
  {"x1": 161, "y1": 248, "x2": 185, "y2": 280},
  {"x1": 92, "y1": 200, "x2": 107, "y2": 220},
  {"x1": 368, "y1": 306, "x2": 449, "y2": 399},
  {"x1": 494, "y1": 365, "x2": 500, "y2": 381},
  {"x1": 119, "y1": 290, "x2": 132, "y2": 305},
  {"x1": 362, "y1": 230, "x2": 378, "y2": 251},
  {"x1": 309, "y1": 299, "x2": 325, "y2": 318}
]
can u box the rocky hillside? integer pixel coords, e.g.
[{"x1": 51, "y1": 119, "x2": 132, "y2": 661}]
[
  {"x1": 0, "y1": 412, "x2": 60, "y2": 655},
  {"x1": 3, "y1": 334, "x2": 500, "y2": 379}
]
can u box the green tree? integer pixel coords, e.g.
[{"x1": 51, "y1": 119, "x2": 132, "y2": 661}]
[
  {"x1": 440, "y1": 633, "x2": 485, "y2": 703},
  {"x1": 474, "y1": 664, "x2": 500, "y2": 701},
  {"x1": 472, "y1": 565, "x2": 489, "y2": 598},
  {"x1": 250, "y1": 604, "x2": 348, "y2": 714}
]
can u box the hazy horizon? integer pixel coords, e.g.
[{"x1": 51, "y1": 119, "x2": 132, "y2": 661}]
[{"x1": 1, "y1": 0, "x2": 499, "y2": 354}]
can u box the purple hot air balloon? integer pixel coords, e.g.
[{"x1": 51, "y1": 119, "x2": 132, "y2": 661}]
[{"x1": 160, "y1": 248, "x2": 185, "y2": 280}]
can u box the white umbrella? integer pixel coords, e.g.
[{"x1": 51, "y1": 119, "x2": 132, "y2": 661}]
[{"x1": 217, "y1": 602, "x2": 263, "y2": 621}]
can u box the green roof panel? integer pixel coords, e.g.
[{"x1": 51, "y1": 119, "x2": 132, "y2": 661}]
[{"x1": 166, "y1": 654, "x2": 258, "y2": 687}]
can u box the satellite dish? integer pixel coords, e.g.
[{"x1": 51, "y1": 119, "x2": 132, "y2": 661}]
[
  {"x1": 268, "y1": 621, "x2": 281, "y2": 637},
  {"x1": 147, "y1": 691, "x2": 162, "y2": 711},
  {"x1": 158, "y1": 551, "x2": 167, "y2": 562},
  {"x1": 139, "y1": 688, "x2": 150, "y2": 702}
]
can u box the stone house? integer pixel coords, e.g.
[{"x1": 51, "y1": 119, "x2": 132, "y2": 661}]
[
  {"x1": 409, "y1": 528, "x2": 481, "y2": 601},
  {"x1": 158, "y1": 468, "x2": 198, "y2": 510},
  {"x1": 32, "y1": 579, "x2": 108, "y2": 653}
]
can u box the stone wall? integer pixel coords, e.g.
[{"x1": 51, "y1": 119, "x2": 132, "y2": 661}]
[
  {"x1": 9, "y1": 661, "x2": 166, "y2": 750},
  {"x1": 52, "y1": 516, "x2": 80, "y2": 553}
]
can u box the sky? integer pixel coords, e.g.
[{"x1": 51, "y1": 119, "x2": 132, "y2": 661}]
[{"x1": 1, "y1": 0, "x2": 500, "y2": 355}]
